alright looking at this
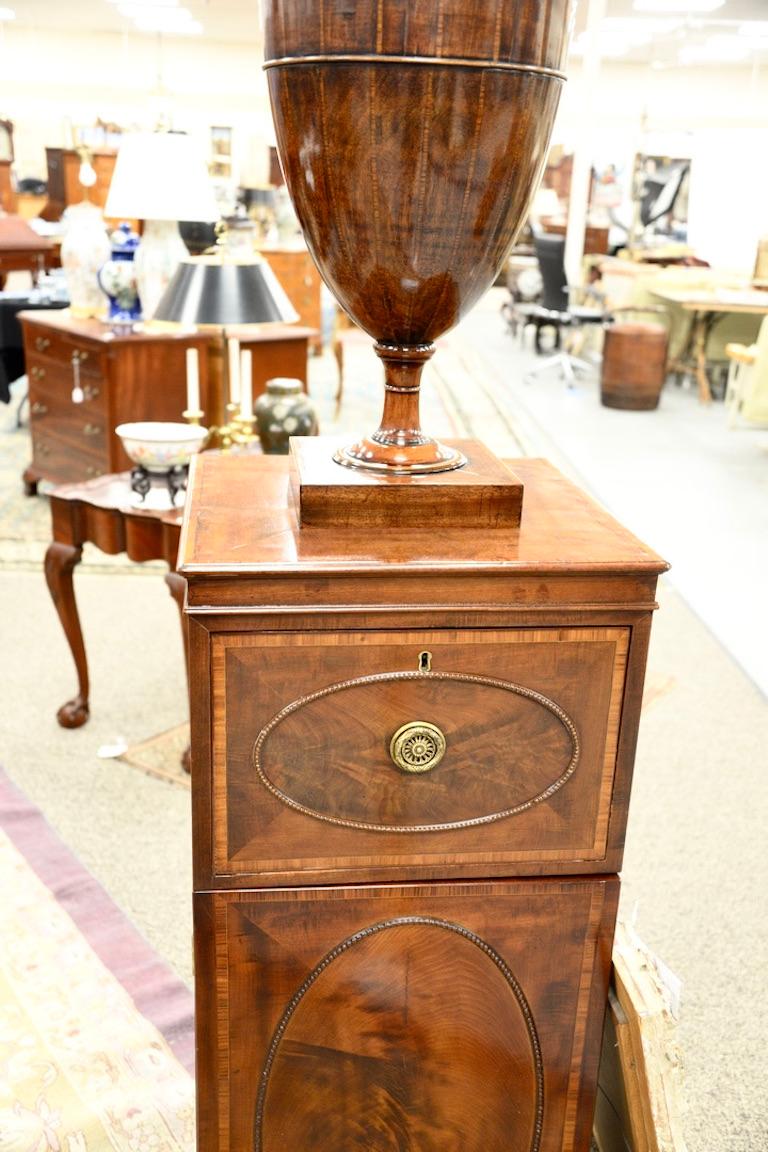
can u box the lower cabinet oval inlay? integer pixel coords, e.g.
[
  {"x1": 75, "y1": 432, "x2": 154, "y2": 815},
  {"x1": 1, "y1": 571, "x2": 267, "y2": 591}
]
[
  {"x1": 253, "y1": 670, "x2": 580, "y2": 832},
  {"x1": 254, "y1": 917, "x2": 544, "y2": 1152}
]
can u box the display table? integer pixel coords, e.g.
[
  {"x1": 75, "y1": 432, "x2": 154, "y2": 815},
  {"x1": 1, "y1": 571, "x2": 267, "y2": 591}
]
[
  {"x1": 45, "y1": 472, "x2": 188, "y2": 765},
  {"x1": 651, "y1": 287, "x2": 768, "y2": 404},
  {"x1": 0, "y1": 214, "x2": 58, "y2": 289},
  {"x1": 179, "y1": 450, "x2": 667, "y2": 1151}
]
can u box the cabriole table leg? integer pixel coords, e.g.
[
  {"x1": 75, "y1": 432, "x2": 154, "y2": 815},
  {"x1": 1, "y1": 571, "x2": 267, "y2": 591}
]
[{"x1": 44, "y1": 540, "x2": 90, "y2": 728}]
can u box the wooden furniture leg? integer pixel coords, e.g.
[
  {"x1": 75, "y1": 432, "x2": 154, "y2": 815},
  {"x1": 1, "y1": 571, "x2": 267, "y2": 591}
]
[
  {"x1": 691, "y1": 312, "x2": 714, "y2": 405},
  {"x1": 44, "y1": 540, "x2": 89, "y2": 728},
  {"x1": 22, "y1": 465, "x2": 38, "y2": 496},
  {"x1": 165, "y1": 569, "x2": 191, "y2": 774}
]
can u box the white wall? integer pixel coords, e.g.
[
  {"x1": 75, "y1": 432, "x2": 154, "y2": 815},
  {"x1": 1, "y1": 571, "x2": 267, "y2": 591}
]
[
  {"x1": 554, "y1": 58, "x2": 768, "y2": 272},
  {"x1": 2, "y1": 23, "x2": 767, "y2": 271},
  {"x1": 0, "y1": 24, "x2": 274, "y2": 186}
]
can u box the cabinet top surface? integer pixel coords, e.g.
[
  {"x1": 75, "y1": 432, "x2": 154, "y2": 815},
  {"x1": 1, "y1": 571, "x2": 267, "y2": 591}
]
[
  {"x1": 179, "y1": 451, "x2": 668, "y2": 578},
  {"x1": 18, "y1": 309, "x2": 209, "y2": 345}
]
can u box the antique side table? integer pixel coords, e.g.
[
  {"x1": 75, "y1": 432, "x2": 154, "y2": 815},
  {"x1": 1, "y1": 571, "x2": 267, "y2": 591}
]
[
  {"x1": 179, "y1": 451, "x2": 667, "y2": 1152},
  {"x1": 45, "y1": 472, "x2": 187, "y2": 763}
]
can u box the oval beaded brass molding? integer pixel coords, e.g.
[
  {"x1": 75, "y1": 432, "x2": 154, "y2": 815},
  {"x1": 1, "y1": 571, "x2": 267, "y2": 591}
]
[
  {"x1": 251, "y1": 669, "x2": 580, "y2": 833},
  {"x1": 253, "y1": 916, "x2": 544, "y2": 1152}
]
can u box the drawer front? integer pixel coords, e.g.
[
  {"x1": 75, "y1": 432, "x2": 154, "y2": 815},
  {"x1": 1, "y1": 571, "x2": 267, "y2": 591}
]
[
  {"x1": 25, "y1": 331, "x2": 105, "y2": 378},
  {"x1": 208, "y1": 626, "x2": 630, "y2": 883},
  {"x1": 29, "y1": 382, "x2": 108, "y2": 454},
  {"x1": 195, "y1": 876, "x2": 618, "y2": 1152},
  {"x1": 27, "y1": 357, "x2": 106, "y2": 407}
]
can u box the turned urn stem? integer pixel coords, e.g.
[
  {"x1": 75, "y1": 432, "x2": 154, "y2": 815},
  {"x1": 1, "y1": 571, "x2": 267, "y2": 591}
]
[{"x1": 333, "y1": 341, "x2": 466, "y2": 475}]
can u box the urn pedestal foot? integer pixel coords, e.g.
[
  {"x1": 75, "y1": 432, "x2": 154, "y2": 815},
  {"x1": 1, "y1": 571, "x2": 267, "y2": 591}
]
[{"x1": 290, "y1": 436, "x2": 524, "y2": 530}]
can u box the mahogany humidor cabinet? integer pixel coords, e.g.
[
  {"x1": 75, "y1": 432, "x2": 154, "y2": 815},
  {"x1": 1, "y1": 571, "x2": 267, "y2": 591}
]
[{"x1": 180, "y1": 450, "x2": 666, "y2": 1152}]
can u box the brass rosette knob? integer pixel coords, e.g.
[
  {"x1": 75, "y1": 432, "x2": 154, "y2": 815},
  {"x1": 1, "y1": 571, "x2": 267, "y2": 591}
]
[{"x1": 389, "y1": 721, "x2": 446, "y2": 774}]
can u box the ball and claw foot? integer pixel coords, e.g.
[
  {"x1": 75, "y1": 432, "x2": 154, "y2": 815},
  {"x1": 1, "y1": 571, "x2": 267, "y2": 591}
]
[{"x1": 57, "y1": 695, "x2": 90, "y2": 729}]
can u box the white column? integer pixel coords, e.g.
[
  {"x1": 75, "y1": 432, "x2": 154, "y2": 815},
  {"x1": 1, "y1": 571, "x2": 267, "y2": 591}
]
[{"x1": 564, "y1": 0, "x2": 607, "y2": 287}]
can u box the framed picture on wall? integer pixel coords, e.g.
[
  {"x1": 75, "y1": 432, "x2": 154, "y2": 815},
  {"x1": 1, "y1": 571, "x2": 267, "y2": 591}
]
[{"x1": 634, "y1": 154, "x2": 691, "y2": 242}]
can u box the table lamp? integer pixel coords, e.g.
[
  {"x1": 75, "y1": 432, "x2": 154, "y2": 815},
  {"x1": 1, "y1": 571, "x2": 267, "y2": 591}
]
[
  {"x1": 104, "y1": 131, "x2": 219, "y2": 320},
  {"x1": 153, "y1": 252, "x2": 298, "y2": 444}
]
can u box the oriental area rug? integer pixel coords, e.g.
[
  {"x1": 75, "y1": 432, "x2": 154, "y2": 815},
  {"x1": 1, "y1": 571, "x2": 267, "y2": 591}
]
[{"x1": 0, "y1": 768, "x2": 195, "y2": 1152}]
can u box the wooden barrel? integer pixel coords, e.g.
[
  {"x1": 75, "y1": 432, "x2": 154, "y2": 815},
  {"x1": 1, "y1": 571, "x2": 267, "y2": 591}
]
[{"x1": 600, "y1": 321, "x2": 669, "y2": 411}]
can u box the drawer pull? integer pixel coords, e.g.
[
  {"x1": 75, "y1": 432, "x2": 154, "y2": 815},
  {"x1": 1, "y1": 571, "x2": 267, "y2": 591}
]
[
  {"x1": 390, "y1": 721, "x2": 446, "y2": 774},
  {"x1": 30, "y1": 365, "x2": 45, "y2": 380},
  {"x1": 34, "y1": 337, "x2": 51, "y2": 352},
  {"x1": 31, "y1": 401, "x2": 48, "y2": 416},
  {"x1": 83, "y1": 423, "x2": 102, "y2": 437},
  {"x1": 85, "y1": 466, "x2": 102, "y2": 477},
  {"x1": 82, "y1": 384, "x2": 100, "y2": 401}
]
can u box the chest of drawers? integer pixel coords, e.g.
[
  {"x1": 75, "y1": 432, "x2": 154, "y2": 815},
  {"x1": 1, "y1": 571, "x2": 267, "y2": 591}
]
[
  {"x1": 180, "y1": 451, "x2": 666, "y2": 1152},
  {"x1": 20, "y1": 310, "x2": 211, "y2": 493},
  {"x1": 259, "y1": 246, "x2": 323, "y2": 353}
]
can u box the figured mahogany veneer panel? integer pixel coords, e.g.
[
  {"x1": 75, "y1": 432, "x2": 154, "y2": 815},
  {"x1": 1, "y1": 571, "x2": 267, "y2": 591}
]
[
  {"x1": 209, "y1": 626, "x2": 628, "y2": 883},
  {"x1": 194, "y1": 877, "x2": 618, "y2": 1152}
]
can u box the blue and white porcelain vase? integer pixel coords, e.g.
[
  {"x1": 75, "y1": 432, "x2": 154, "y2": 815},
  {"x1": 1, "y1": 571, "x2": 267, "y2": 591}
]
[{"x1": 97, "y1": 222, "x2": 142, "y2": 324}]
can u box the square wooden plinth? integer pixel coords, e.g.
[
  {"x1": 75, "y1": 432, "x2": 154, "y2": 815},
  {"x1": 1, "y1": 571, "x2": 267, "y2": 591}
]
[{"x1": 289, "y1": 437, "x2": 524, "y2": 529}]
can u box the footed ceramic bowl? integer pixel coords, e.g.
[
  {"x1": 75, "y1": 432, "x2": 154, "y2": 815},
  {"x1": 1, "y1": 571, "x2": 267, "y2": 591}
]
[{"x1": 115, "y1": 422, "x2": 208, "y2": 472}]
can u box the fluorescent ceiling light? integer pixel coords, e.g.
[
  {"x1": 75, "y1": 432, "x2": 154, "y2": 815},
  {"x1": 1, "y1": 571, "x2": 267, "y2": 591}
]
[
  {"x1": 570, "y1": 17, "x2": 681, "y2": 58},
  {"x1": 634, "y1": 0, "x2": 724, "y2": 11},
  {"x1": 0, "y1": 6, "x2": 16, "y2": 20},
  {"x1": 739, "y1": 22, "x2": 768, "y2": 38},
  {"x1": 116, "y1": 3, "x2": 202, "y2": 34},
  {"x1": 133, "y1": 17, "x2": 203, "y2": 34},
  {"x1": 679, "y1": 34, "x2": 752, "y2": 64}
]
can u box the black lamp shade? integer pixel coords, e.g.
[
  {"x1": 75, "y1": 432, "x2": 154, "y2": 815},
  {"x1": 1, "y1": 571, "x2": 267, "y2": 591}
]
[{"x1": 153, "y1": 255, "x2": 299, "y2": 326}]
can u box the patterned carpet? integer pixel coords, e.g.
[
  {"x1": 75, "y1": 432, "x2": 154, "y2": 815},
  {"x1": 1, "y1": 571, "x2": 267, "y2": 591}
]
[{"x1": 0, "y1": 767, "x2": 195, "y2": 1152}]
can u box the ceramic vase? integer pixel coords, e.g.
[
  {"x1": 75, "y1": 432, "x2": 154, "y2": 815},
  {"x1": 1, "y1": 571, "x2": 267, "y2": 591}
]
[
  {"x1": 97, "y1": 222, "x2": 142, "y2": 325},
  {"x1": 60, "y1": 201, "x2": 110, "y2": 317},
  {"x1": 264, "y1": 0, "x2": 572, "y2": 473},
  {"x1": 255, "y1": 377, "x2": 319, "y2": 455}
]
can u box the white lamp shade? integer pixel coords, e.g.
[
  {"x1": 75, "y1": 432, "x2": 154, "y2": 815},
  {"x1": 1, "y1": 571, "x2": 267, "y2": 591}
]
[{"x1": 104, "y1": 131, "x2": 219, "y2": 222}]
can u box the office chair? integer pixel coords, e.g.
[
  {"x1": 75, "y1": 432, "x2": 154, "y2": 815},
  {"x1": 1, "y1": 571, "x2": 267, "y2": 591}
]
[{"x1": 524, "y1": 232, "x2": 605, "y2": 386}]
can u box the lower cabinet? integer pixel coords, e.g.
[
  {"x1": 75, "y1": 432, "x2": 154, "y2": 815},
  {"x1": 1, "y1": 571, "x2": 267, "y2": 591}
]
[{"x1": 194, "y1": 876, "x2": 619, "y2": 1152}]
